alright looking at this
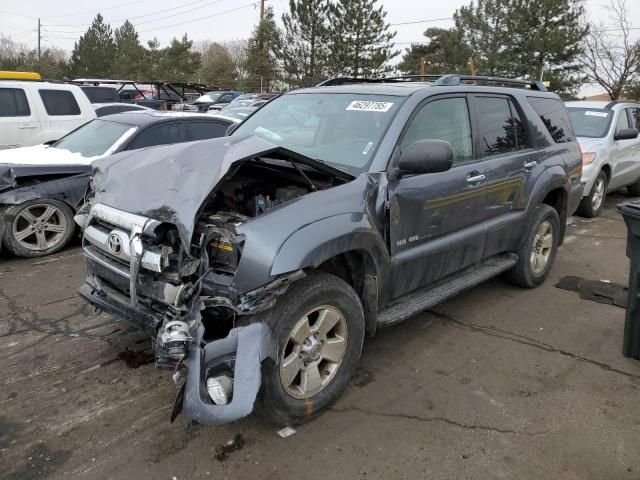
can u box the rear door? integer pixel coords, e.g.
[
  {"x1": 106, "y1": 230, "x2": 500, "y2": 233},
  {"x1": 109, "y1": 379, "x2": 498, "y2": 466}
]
[
  {"x1": 0, "y1": 86, "x2": 41, "y2": 149},
  {"x1": 36, "y1": 88, "x2": 86, "y2": 142},
  {"x1": 470, "y1": 94, "x2": 535, "y2": 257},
  {"x1": 387, "y1": 94, "x2": 486, "y2": 298}
]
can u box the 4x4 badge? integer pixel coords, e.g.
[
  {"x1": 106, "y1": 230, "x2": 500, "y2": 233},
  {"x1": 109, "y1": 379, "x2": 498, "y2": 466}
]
[{"x1": 107, "y1": 232, "x2": 123, "y2": 255}]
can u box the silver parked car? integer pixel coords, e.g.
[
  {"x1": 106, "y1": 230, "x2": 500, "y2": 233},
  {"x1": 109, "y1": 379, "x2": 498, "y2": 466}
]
[{"x1": 566, "y1": 101, "x2": 640, "y2": 217}]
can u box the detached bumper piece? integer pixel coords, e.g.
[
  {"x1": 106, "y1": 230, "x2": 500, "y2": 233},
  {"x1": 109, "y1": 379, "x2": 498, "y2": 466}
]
[{"x1": 179, "y1": 322, "x2": 276, "y2": 426}]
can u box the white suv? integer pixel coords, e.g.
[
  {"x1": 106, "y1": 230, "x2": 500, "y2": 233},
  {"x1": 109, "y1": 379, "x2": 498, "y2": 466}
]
[
  {"x1": 0, "y1": 80, "x2": 96, "y2": 150},
  {"x1": 566, "y1": 101, "x2": 640, "y2": 217}
]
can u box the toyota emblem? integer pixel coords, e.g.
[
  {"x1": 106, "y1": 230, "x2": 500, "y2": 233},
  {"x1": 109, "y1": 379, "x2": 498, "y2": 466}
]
[{"x1": 107, "y1": 232, "x2": 123, "y2": 255}]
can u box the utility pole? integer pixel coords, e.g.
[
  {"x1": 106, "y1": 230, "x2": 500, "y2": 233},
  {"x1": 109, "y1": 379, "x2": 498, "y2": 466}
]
[
  {"x1": 37, "y1": 18, "x2": 41, "y2": 64},
  {"x1": 260, "y1": 0, "x2": 265, "y2": 21},
  {"x1": 419, "y1": 56, "x2": 427, "y2": 76}
]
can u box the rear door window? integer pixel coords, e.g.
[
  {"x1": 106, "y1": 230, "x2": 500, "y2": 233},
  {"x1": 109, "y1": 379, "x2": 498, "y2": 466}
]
[
  {"x1": 475, "y1": 96, "x2": 521, "y2": 155},
  {"x1": 0, "y1": 88, "x2": 31, "y2": 117},
  {"x1": 400, "y1": 96, "x2": 473, "y2": 164},
  {"x1": 39, "y1": 89, "x2": 81, "y2": 116},
  {"x1": 128, "y1": 123, "x2": 184, "y2": 150},
  {"x1": 186, "y1": 121, "x2": 229, "y2": 141},
  {"x1": 527, "y1": 97, "x2": 575, "y2": 143}
]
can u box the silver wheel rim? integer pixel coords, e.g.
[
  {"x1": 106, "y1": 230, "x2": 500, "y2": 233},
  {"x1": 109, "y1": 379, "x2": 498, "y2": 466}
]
[
  {"x1": 279, "y1": 305, "x2": 348, "y2": 399},
  {"x1": 592, "y1": 178, "x2": 605, "y2": 210},
  {"x1": 530, "y1": 220, "x2": 553, "y2": 274},
  {"x1": 12, "y1": 203, "x2": 68, "y2": 252}
]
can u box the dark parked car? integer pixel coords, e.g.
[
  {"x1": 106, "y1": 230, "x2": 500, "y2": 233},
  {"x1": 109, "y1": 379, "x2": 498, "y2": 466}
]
[
  {"x1": 93, "y1": 103, "x2": 153, "y2": 117},
  {"x1": 180, "y1": 90, "x2": 244, "y2": 112},
  {"x1": 78, "y1": 75, "x2": 583, "y2": 427},
  {"x1": 0, "y1": 112, "x2": 238, "y2": 258},
  {"x1": 80, "y1": 85, "x2": 121, "y2": 104}
]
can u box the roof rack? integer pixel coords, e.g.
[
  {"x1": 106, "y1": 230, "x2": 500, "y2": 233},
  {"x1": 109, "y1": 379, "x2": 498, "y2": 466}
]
[
  {"x1": 434, "y1": 74, "x2": 546, "y2": 91},
  {"x1": 316, "y1": 74, "x2": 547, "y2": 91}
]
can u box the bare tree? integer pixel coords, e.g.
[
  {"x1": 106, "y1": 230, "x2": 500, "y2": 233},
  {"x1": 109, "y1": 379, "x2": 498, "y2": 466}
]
[{"x1": 579, "y1": 0, "x2": 640, "y2": 100}]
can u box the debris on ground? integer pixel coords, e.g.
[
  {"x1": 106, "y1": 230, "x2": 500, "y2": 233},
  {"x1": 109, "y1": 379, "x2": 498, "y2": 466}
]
[
  {"x1": 214, "y1": 433, "x2": 245, "y2": 461},
  {"x1": 276, "y1": 426, "x2": 296, "y2": 438},
  {"x1": 555, "y1": 276, "x2": 627, "y2": 308}
]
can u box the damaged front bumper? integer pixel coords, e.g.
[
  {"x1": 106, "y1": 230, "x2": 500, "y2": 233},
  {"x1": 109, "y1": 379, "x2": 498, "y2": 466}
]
[{"x1": 178, "y1": 322, "x2": 276, "y2": 425}]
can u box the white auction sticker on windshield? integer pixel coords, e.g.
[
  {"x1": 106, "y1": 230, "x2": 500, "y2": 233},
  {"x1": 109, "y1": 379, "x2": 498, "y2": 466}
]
[
  {"x1": 585, "y1": 111, "x2": 608, "y2": 117},
  {"x1": 346, "y1": 100, "x2": 394, "y2": 112}
]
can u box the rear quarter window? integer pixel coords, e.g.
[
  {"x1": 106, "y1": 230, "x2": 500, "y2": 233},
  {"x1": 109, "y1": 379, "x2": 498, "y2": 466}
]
[
  {"x1": 39, "y1": 89, "x2": 81, "y2": 116},
  {"x1": 527, "y1": 97, "x2": 575, "y2": 143},
  {"x1": 0, "y1": 88, "x2": 31, "y2": 117}
]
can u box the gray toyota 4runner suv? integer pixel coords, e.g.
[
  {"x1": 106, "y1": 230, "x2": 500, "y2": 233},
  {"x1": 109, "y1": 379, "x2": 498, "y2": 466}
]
[{"x1": 79, "y1": 75, "x2": 583, "y2": 427}]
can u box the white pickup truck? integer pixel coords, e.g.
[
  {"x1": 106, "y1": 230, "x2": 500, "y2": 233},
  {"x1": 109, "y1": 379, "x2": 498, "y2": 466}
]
[{"x1": 0, "y1": 80, "x2": 96, "y2": 150}]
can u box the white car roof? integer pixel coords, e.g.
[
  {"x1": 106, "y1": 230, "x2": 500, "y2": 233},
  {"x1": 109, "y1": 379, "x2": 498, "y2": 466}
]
[{"x1": 566, "y1": 100, "x2": 640, "y2": 110}]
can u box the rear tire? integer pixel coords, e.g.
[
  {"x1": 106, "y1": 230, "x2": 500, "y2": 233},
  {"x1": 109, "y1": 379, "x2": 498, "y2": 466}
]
[
  {"x1": 2, "y1": 199, "x2": 75, "y2": 258},
  {"x1": 576, "y1": 170, "x2": 607, "y2": 218},
  {"x1": 507, "y1": 204, "x2": 560, "y2": 288},
  {"x1": 258, "y1": 273, "x2": 365, "y2": 426}
]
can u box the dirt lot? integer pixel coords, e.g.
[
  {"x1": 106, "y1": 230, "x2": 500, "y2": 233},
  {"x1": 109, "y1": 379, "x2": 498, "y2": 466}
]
[{"x1": 1, "y1": 193, "x2": 640, "y2": 480}]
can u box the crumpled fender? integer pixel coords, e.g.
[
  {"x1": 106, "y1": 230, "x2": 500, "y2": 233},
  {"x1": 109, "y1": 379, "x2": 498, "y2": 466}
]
[{"x1": 181, "y1": 322, "x2": 276, "y2": 426}]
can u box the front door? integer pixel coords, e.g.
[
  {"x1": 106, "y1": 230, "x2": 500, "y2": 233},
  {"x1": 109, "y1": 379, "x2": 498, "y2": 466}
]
[
  {"x1": 388, "y1": 95, "x2": 486, "y2": 299},
  {"x1": 609, "y1": 108, "x2": 640, "y2": 190}
]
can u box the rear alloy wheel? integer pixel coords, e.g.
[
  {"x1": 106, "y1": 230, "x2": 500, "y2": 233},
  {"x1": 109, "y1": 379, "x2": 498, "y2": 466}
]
[
  {"x1": 577, "y1": 170, "x2": 607, "y2": 218},
  {"x1": 507, "y1": 203, "x2": 560, "y2": 288},
  {"x1": 3, "y1": 199, "x2": 75, "y2": 258},
  {"x1": 258, "y1": 273, "x2": 365, "y2": 426}
]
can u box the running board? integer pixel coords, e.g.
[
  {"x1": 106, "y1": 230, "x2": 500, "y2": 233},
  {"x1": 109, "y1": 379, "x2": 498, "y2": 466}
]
[{"x1": 377, "y1": 254, "x2": 517, "y2": 327}]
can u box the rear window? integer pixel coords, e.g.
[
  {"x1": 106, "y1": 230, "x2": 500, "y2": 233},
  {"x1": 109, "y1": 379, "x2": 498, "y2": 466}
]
[
  {"x1": 527, "y1": 97, "x2": 575, "y2": 143},
  {"x1": 81, "y1": 86, "x2": 119, "y2": 103},
  {"x1": 39, "y1": 89, "x2": 81, "y2": 116},
  {"x1": 0, "y1": 88, "x2": 30, "y2": 117},
  {"x1": 567, "y1": 108, "x2": 613, "y2": 138},
  {"x1": 186, "y1": 121, "x2": 229, "y2": 141}
]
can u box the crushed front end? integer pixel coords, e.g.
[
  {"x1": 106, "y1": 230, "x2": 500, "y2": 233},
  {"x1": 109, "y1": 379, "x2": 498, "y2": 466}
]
[{"x1": 78, "y1": 202, "x2": 282, "y2": 425}]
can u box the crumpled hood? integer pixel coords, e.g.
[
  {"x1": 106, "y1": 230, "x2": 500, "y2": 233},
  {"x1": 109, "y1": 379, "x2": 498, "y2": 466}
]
[
  {"x1": 92, "y1": 135, "x2": 320, "y2": 250},
  {"x1": 0, "y1": 163, "x2": 91, "y2": 193}
]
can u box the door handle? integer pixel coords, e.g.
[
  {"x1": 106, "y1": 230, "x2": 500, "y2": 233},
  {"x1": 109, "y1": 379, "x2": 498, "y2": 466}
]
[
  {"x1": 18, "y1": 124, "x2": 37, "y2": 129},
  {"x1": 524, "y1": 160, "x2": 537, "y2": 169},
  {"x1": 466, "y1": 173, "x2": 486, "y2": 184}
]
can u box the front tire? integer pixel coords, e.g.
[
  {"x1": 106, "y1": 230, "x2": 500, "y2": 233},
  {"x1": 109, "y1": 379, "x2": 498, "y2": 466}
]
[
  {"x1": 2, "y1": 199, "x2": 75, "y2": 258},
  {"x1": 507, "y1": 204, "x2": 560, "y2": 288},
  {"x1": 577, "y1": 170, "x2": 607, "y2": 217},
  {"x1": 258, "y1": 273, "x2": 365, "y2": 426}
]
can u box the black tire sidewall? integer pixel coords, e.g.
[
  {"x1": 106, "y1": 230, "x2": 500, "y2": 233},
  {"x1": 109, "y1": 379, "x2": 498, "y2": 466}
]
[
  {"x1": 520, "y1": 204, "x2": 560, "y2": 287},
  {"x1": 2, "y1": 198, "x2": 75, "y2": 258},
  {"x1": 578, "y1": 171, "x2": 607, "y2": 217},
  {"x1": 258, "y1": 273, "x2": 365, "y2": 426}
]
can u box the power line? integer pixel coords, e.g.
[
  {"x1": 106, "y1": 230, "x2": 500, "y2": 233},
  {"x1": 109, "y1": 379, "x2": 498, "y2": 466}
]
[
  {"x1": 390, "y1": 17, "x2": 453, "y2": 26},
  {"x1": 0, "y1": 9, "x2": 37, "y2": 20},
  {"x1": 138, "y1": 3, "x2": 257, "y2": 33},
  {"x1": 43, "y1": 0, "x2": 226, "y2": 28},
  {"x1": 42, "y1": 0, "x2": 147, "y2": 19}
]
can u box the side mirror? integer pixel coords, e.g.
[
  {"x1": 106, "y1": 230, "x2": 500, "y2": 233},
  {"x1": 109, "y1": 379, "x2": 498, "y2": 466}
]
[
  {"x1": 396, "y1": 139, "x2": 454, "y2": 177},
  {"x1": 43, "y1": 139, "x2": 58, "y2": 146},
  {"x1": 614, "y1": 128, "x2": 639, "y2": 141}
]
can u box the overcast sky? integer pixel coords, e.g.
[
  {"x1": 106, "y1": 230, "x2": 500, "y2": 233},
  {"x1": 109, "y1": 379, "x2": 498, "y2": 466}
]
[{"x1": 1, "y1": 0, "x2": 638, "y2": 94}]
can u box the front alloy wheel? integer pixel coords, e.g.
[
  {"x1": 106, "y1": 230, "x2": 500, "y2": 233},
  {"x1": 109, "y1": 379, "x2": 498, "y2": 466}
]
[
  {"x1": 3, "y1": 199, "x2": 75, "y2": 258},
  {"x1": 530, "y1": 220, "x2": 554, "y2": 274},
  {"x1": 280, "y1": 305, "x2": 348, "y2": 399}
]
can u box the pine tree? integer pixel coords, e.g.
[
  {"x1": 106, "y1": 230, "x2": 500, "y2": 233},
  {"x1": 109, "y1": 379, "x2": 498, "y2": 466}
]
[
  {"x1": 156, "y1": 35, "x2": 201, "y2": 82},
  {"x1": 113, "y1": 20, "x2": 146, "y2": 80},
  {"x1": 69, "y1": 14, "x2": 116, "y2": 77},
  {"x1": 454, "y1": 0, "x2": 512, "y2": 76},
  {"x1": 328, "y1": 0, "x2": 397, "y2": 77},
  {"x1": 246, "y1": 7, "x2": 282, "y2": 92},
  {"x1": 278, "y1": 0, "x2": 330, "y2": 87},
  {"x1": 398, "y1": 28, "x2": 472, "y2": 75}
]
